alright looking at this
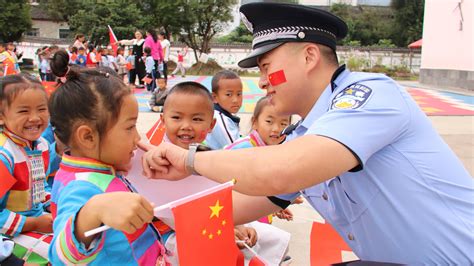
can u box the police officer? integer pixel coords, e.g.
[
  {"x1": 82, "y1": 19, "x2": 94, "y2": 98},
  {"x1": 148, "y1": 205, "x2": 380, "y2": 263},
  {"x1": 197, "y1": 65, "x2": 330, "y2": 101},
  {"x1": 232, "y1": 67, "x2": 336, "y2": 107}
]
[{"x1": 141, "y1": 2, "x2": 473, "y2": 264}]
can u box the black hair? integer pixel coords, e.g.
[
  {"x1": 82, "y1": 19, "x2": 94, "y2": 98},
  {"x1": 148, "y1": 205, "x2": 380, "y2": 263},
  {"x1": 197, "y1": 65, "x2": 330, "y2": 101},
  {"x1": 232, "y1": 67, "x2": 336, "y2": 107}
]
[
  {"x1": 0, "y1": 74, "x2": 45, "y2": 114},
  {"x1": 164, "y1": 81, "x2": 213, "y2": 112},
  {"x1": 75, "y1": 34, "x2": 85, "y2": 40},
  {"x1": 159, "y1": 31, "x2": 167, "y2": 39},
  {"x1": 0, "y1": 43, "x2": 5, "y2": 48},
  {"x1": 71, "y1": 46, "x2": 78, "y2": 53},
  {"x1": 211, "y1": 69, "x2": 240, "y2": 93},
  {"x1": 144, "y1": 46, "x2": 151, "y2": 55},
  {"x1": 48, "y1": 49, "x2": 131, "y2": 146},
  {"x1": 147, "y1": 29, "x2": 158, "y2": 43},
  {"x1": 78, "y1": 47, "x2": 85, "y2": 51}
]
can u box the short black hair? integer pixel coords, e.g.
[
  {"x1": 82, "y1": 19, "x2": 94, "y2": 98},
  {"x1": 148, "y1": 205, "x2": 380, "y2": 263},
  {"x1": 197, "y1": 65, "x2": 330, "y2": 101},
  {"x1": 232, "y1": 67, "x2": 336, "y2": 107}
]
[
  {"x1": 211, "y1": 70, "x2": 240, "y2": 94},
  {"x1": 144, "y1": 46, "x2": 151, "y2": 55},
  {"x1": 164, "y1": 81, "x2": 213, "y2": 113}
]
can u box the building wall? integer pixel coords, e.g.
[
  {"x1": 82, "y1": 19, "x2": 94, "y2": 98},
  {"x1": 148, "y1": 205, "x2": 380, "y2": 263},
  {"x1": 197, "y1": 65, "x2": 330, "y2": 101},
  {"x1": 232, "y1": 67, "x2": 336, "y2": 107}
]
[
  {"x1": 420, "y1": 0, "x2": 473, "y2": 90},
  {"x1": 31, "y1": 20, "x2": 70, "y2": 39}
]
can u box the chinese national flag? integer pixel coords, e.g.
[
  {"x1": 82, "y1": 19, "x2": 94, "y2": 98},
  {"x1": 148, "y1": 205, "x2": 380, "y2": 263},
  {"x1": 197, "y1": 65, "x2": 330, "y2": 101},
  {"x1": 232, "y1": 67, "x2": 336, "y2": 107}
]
[
  {"x1": 108, "y1": 25, "x2": 118, "y2": 56},
  {"x1": 310, "y1": 222, "x2": 353, "y2": 266},
  {"x1": 172, "y1": 183, "x2": 237, "y2": 266},
  {"x1": 146, "y1": 118, "x2": 165, "y2": 146},
  {"x1": 41, "y1": 81, "x2": 58, "y2": 97},
  {"x1": 268, "y1": 69, "x2": 287, "y2": 86},
  {"x1": 0, "y1": 163, "x2": 16, "y2": 198}
]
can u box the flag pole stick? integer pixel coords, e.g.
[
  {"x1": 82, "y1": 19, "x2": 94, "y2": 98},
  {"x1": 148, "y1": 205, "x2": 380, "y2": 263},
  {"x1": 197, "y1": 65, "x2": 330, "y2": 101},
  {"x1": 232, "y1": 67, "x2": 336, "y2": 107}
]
[
  {"x1": 84, "y1": 203, "x2": 171, "y2": 237},
  {"x1": 236, "y1": 240, "x2": 271, "y2": 265}
]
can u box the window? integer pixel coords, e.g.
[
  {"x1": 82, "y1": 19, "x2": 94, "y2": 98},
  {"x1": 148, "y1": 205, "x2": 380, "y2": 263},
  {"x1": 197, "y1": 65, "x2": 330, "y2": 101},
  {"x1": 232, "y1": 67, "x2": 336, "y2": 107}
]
[
  {"x1": 59, "y1": 29, "x2": 71, "y2": 39},
  {"x1": 26, "y1": 28, "x2": 40, "y2": 37}
]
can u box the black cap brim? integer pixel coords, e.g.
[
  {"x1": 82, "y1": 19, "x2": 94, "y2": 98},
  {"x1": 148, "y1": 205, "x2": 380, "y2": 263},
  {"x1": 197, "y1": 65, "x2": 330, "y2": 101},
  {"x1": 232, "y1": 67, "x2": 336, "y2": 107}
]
[{"x1": 238, "y1": 42, "x2": 285, "y2": 68}]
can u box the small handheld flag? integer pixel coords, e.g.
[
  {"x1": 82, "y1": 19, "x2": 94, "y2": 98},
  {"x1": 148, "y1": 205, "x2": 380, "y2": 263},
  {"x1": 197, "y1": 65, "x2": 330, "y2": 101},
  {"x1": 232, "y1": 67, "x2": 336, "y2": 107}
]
[{"x1": 108, "y1": 25, "x2": 118, "y2": 56}]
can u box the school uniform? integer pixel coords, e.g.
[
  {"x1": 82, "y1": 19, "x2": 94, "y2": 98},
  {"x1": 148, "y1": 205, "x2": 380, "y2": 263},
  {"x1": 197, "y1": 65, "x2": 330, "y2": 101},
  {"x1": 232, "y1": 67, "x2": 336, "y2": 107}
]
[{"x1": 205, "y1": 104, "x2": 240, "y2": 150}]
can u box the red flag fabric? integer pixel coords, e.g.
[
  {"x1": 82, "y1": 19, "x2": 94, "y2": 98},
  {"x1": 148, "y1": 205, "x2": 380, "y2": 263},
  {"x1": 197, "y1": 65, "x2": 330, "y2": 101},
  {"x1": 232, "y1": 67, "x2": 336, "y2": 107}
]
[
  {"x1": 310, "y1": 222, "x2": 352, "y2": 266},
  {"x1": 0, "y1": 163, "x2": 16, "y2": 198},
  {"x1": 108, "y1": 25, "x2": 118, "y2": 56},
  {"x1": 236, "y1": 247, "x2": 245, "y2": 266},
  {"x1": 172, "y1": 184, "x2": 237, "y2": 266},
  {"x1": 249, "y1": 255, "x2": 267, "y2": 266},
  {"x1": 146, "y1": 118, "x2": 166, "y2": 146},
  {"x1": 268, "y1": 69, "x2": 287, "y2": 86},
  {"x1": 41, "y1": 81, "x2": 58, "y2": 97}
]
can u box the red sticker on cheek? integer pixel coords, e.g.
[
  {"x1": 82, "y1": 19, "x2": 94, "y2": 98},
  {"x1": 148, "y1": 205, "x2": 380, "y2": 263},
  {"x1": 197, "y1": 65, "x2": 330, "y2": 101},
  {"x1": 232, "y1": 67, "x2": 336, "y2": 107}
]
[{"x1": 268, "y1": 69, "x2": 287, "y2": 86}]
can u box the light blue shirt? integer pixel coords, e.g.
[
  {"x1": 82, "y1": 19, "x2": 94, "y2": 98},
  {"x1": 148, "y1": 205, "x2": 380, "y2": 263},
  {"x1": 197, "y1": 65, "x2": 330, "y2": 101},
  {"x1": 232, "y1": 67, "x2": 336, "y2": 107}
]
[
  {"x1": 205, "y1": 110, "x2": 240, "y2": 150},
  {"x1": 278, "y1": 67, "x2": 473, "y2": 264}
]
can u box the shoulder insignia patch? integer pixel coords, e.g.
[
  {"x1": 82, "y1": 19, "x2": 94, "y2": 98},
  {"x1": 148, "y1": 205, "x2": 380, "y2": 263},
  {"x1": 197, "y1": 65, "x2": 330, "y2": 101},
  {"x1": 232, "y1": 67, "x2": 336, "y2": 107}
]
[{"x1": 331, "y1": 84, "x2": 373, "y2": 110}]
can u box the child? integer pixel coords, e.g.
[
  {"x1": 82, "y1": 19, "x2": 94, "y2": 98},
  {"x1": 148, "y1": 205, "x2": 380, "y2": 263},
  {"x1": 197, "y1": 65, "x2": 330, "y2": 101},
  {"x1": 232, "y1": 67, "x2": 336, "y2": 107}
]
[
  {"x1": 143, "y1": 47, "x2": 155, "y2": 92},
  {"x1": 170, "y1": 46, "x2": 187, "y2": 78},
  {"x1": 226, "y1": 96, "x2": 294, "y2": 223},
  {"x1": 0, "y1": 43, "x2": 19, "y2": 76},
  {"x1": 149, "y1": 76, "x2": 168, "y2": 112},
  {"x1": 0, "y1": 74, "x2": 60, "y2": 264},
  {"x1": 125, "y1": 49, "x2": 135, "y2": 85},
  {"x1": 116, "y1": 47, "x2": 127, "y2": 82},
  {"x1": 47, "y1": 50, "x2": 168, "y2": 265},
  {"x1": 107, "y1": 48, "x2": 118, "y2": 72},
  {"x1": 86, "y1": 44, "x2": 98, "y2": 68},
  {"x1": 69, "y1": 46, "x2": 78, "y2": 65},
  {"x1": 159, "y1": 83, "x2": 290, "y2": 265},
  {"x1": 205, "y1": 70, "x2": 243, "y2": 150},
  {"x1": 75, "y1": 47, "x2": 87, "y2": 67}
]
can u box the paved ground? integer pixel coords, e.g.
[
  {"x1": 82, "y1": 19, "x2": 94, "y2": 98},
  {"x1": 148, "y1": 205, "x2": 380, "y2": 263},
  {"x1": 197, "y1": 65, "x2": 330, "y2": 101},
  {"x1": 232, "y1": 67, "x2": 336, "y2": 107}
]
[{"x1": 136, "y1": 78, "x2": 473, "y2": 265}]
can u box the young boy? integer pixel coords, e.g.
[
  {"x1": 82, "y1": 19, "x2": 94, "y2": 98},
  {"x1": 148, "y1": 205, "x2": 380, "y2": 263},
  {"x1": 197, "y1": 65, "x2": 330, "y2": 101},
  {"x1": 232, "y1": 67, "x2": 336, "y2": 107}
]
[
  {"x1": 0, "y1": 43, "x2": 17, "y2": 76},
  {"x1": 160, "y1": 82, "x2": 290, "y2": 265},
  {"x1": 143, "y1": 47, "x2": 155, "y2": 92},
  {"x1": 149, "y1": 76, "x2": 169, "y2": 112},
  {"x1": 75, "y1": 47, "x2": 87, "y2": 67},
  {"x1": 205, "y1": 70, "x2": 243, "y2": 150}
]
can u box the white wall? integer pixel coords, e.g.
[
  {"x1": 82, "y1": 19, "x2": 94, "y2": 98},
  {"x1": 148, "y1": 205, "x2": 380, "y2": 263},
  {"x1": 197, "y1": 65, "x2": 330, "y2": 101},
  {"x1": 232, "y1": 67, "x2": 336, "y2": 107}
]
[
  {"x1": 421, "y1": 0, "x2": 473, "y2": 71},
  {"x1": 31, "y1": 20, "x2": 69, "y2": 39}
]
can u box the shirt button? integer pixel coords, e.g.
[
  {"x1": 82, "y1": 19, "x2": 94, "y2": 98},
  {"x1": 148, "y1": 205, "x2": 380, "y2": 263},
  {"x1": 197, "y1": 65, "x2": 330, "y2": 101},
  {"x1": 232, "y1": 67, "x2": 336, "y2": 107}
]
[
  {"x1": 348, "y1": 233, "x2": 355, "y2": 241},
  {"x1": 322, "y1": 193, "x2": 328, "y2": 201}
]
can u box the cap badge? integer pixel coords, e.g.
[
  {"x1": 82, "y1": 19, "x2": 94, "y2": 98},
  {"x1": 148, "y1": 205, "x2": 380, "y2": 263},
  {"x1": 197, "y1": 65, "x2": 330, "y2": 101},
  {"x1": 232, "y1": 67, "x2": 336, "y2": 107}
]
[{"x1": 297, "y1": 31, "x2": 306, "y2": 39}]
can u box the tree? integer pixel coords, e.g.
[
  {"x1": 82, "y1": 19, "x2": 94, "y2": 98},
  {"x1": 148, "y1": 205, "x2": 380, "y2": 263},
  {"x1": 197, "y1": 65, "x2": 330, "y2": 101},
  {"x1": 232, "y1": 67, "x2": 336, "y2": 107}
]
[
  {"x1": 176, "y1": 0, "x2": 237, "y2": 62},
  {"x1": 0, "y1": 0, "x2": 32, "y2": 42},
  {"x1": 391, "y1": 0, "x2": 424, "y2": 47},
  {"x1": 331, "y1": 4, "x2": 395, "y2": 46},
  {"x1": 67, "y1": 1, "x2": 146, "y2": 45},
  {"x1": 217, "y1": 22, "x2": 253, "y2": 44}
]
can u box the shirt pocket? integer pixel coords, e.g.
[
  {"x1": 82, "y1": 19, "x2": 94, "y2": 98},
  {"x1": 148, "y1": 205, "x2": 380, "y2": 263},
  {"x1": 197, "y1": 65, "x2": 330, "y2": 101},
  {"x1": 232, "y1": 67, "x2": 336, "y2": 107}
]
[{"x1": 332, "y1": 174, "x2": 380, "y2": 223}]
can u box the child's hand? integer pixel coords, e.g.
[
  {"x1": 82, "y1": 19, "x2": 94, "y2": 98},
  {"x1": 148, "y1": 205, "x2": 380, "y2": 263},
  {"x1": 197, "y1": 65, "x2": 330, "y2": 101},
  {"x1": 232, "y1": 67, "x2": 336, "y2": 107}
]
[
  {"x1": 234, "y1": 225, "x2": 257, "y2": 249},
  {"x1": 274, "y1": 209, "x2": 293, "y2": 221},
  {"x1": 90, "y1": 192, "x2": 154, "y2": 234}
]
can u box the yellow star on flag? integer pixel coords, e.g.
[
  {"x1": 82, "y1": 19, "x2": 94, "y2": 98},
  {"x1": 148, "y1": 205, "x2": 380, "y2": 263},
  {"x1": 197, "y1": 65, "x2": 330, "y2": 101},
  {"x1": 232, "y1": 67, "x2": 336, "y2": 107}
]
[
  {"x1": 202, "y1": 229, "x2": 207, "y2": 235},
  {"x1": 217, "y1": 229, "x2": 222, "y2": 235},
  {"x1": 209, "y1": 200, "x2": 224, "y2": 219},
  {"x1": 345, "y1": 88, "x2": 354, "y2": 95}
]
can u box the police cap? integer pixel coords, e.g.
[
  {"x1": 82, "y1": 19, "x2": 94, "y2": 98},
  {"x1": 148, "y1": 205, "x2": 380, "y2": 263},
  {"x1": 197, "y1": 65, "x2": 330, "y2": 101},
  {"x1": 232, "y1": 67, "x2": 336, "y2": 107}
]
[{"x1": 238, "y1": 2, "x2": 348, "y2": 68}]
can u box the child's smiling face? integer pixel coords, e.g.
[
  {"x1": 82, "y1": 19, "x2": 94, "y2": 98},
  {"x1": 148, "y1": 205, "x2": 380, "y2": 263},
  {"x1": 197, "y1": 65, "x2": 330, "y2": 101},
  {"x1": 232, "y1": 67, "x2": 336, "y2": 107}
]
[
  {"x1": 0, "y1": 88, "x2": 49, "y2": 141},
  {"x1": 162, "y1": 92, "x2": 215, "y2": 149}
]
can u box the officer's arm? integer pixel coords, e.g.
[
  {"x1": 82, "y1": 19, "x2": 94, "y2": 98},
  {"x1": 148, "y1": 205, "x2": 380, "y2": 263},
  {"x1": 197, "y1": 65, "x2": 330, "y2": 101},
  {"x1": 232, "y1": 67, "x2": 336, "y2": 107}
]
[
  {"x1": 195, "y1": 134, "x2": 358, "y2": 196},
  {"x1": 232, "y1": 191, "x2": 282, "y2": 225}
]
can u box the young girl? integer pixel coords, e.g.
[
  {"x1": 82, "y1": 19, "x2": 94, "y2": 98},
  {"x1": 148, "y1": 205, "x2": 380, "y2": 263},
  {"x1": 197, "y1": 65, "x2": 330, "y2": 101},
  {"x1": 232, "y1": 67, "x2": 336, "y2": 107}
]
[
  {"x1": 225, "y1": 96, "x2": 292, "y2": 224},
  {"x1": 116, "y1": 47, "x2": 128, "y2": 82},
  {"x1": 0, "y1": 74, "x2": 60, "y2": 264},
  {"x1": 48, "y1": 50, "x2": 168, "y2": 265}
]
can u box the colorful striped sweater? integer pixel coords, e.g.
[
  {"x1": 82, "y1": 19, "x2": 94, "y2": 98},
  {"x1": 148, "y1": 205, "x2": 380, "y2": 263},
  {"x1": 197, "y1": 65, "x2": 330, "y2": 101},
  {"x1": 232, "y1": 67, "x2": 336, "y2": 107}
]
[
  {"x1": 225, "y1": 130, "x2": 273, "y2": 224},
  {"x1": 0, "y1": 128, "x2": 58, "y2": 237},
  {"x1": 49, "y1": 154, "x2": 169, "y2": 265}
]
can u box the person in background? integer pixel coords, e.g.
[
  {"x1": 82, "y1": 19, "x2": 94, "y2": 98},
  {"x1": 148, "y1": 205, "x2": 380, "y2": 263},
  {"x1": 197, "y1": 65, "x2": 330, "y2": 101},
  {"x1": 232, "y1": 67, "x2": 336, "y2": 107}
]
[
  {"x1": 158, "y1": 31, "x2": 170, "y2": 81},
  {"x1": 116, "y1": 47, "x2": 127, "y2": 82},
  {"x1": 118, "y1": 30, "x2": 146, "y2": 88},
  {"x1": 171, "y1": 45, "x2": 188, "y2": 78},
  {"x1": 75, "y1": 47, "x2": 87, "y2": 67}
]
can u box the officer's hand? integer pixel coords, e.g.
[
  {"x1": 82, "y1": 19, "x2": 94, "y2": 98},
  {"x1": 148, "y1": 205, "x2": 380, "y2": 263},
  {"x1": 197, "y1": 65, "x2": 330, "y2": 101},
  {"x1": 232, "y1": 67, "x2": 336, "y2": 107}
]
[{"x1": 139, "y1": 141, "x2": 190, "y2": 180}]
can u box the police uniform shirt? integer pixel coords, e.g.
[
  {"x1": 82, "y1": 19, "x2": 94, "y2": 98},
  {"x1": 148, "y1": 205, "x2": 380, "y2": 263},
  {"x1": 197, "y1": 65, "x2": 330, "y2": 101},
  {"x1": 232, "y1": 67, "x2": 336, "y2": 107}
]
[{"x1": 278, "y1": 66, "x2": 473, "y2": 264}]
